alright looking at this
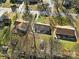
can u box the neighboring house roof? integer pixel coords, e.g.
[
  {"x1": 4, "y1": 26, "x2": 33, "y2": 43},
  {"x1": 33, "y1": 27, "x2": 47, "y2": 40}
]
[
  {"x1": 0, "y1": 10, "x2": 6, "y2": 17},
  {"x1": 17, "y1": 22, "x2": 28, "y2": 31},
  {"x1": 34, "y1": 23, "x2": 51, "y2": 35},
  {"x1": 0, "y1": 9, "x2": 7, "y2": 21},
  {"x1": 14, "y1": 19, "x2": 28, "y2": 35},
  {"x1": 15, "y1": 19, "x2": 29, "y2": 32},
  {"x1": 55, "y1": 25, "x2": 76, "y2": 36},
  {"x1": 34, "y1": 23, "x2": 50, "y2": 31},
  {"x1": 0, "y1": 8, "x2": 11, "y2": 21}
]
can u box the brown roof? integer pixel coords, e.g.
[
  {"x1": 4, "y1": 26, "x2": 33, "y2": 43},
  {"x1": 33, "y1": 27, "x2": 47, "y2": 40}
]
[
  {"x1": 17, "y1": 22, "x2": 29, "y2": 31},
  {"x1": 13, "y1": 22, "x2": 29, "y2": 34},
  {"x1": 55, "y1": 26, "x2": 76, "y2": 36}
]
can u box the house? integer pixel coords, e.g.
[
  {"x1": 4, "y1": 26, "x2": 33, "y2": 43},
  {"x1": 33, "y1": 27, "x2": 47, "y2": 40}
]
[
  {"x1": 55, "y1": 25, "x2": 77, "y2": 42},
  {"x1": 34, "y1": 22, "x2": 51, "y2": 35},
  {"x1": 13, "y1": 19, "x2": 29, "y2": 36},
  {"x1": 16, "y1": 22, "x2": 29, "y2": 36}
]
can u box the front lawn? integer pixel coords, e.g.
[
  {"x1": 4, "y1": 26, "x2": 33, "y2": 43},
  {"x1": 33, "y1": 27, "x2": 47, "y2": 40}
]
[
  {"x1": 53, "y1": 16, "x2": 72, "y2": 26},
  {"x1": 60, "y1": 40, "x2": 76, "y2": 50},
  {"x1": 37, "y1": 15, "x2": 50, "y2": 24}
]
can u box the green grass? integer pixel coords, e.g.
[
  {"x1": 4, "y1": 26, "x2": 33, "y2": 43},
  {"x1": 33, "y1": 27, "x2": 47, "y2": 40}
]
[
  {"x1": 60, "y1": 40, "x2": 76, "y2": 50},
  {"x1": 37, "y1": 16, "x2": 49, "y2": 24},
  {"x1": 35, "y1": 33, "x2": 76, "y2": 51},
  {"x1": 35, "y1": 33, "x2": 51, "y2": 49},
  {"x1": 55, "y1": 16, "x2": 72, "y2": 26}
]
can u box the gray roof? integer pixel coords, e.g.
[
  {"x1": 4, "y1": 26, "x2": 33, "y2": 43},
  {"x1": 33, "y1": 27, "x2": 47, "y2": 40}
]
[
  {"x1": 0, "y1": 7, "x2": 12, "y2": 21},
  {"x1": 0, "y1": 8, "x2": 7, "y2": 21},
  {"x1": 0, "y1": 9, "x2": 6, "y2": 17}
]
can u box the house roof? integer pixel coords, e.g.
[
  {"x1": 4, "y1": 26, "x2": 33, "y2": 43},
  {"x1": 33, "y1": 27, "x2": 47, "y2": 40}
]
[
  {"x1": 34, "y1": 22, "x2": 51, "y2": 35},
  {"x1": 0, "y1": 9, "x2": 7, "y2": 21},
  {"x1": 17, "y1": 22, "x2": 28, "y2": 31},
  {"x1": 0, "y1": 7, "x2": 12, "y2": 21},
  {"x1": 34, "y1": 23, "x2": 51, "y2": 30},
  {"x1": 55, "y1": 25, "x2": 76, "y2": 36},
  {"x1": 0, "y1": 9, "x2": 7, "y2": 17}
]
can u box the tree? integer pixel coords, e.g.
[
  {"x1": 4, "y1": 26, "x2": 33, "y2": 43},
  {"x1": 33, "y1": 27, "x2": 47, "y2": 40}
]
[
  {"x1": 74, "y1": 0, "x2": 79, "y2": 13},
  {"x1": 22, "y1": 0, "x2": 32, "y2": 21}
]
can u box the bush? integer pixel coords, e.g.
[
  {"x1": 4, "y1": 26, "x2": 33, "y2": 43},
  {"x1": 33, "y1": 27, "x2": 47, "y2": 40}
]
[{"x1": 55, "y1": 16, "x2": 72, "y2": 25}]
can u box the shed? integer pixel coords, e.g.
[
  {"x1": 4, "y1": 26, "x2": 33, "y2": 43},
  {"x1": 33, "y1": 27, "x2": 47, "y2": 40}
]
[
  {"x1": 55, "y1": 25, "x2": 77, "y2": 42},
  {"x1": 13, "y1": 19, "x2": 29, "y2": 36},
  {"x1": 16, "y1": 22, "x2": 29, "y2": 35},
  {"x1": 34, "y1": 22, "x2": 51, "y2": 35}
]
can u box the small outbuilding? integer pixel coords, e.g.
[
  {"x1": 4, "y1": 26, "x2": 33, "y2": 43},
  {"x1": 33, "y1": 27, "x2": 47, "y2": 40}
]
[
  {"x1": 13, "y1": 19, "x2": 29, "y2": 36},
  {"x1": 34, "y1": 22, "x2": 51, "y2": 35},
  {"x1": 55, "y1": 25, "x2": 77, "y2": 42}
]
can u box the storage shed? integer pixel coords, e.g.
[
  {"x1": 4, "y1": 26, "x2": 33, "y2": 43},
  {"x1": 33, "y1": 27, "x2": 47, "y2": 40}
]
[{"x1": 55, "y1": 25, "x2": 77, "y2": 42}]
